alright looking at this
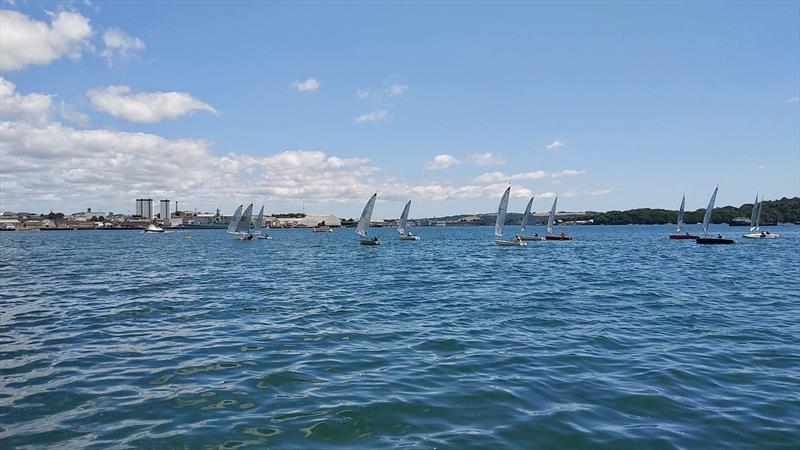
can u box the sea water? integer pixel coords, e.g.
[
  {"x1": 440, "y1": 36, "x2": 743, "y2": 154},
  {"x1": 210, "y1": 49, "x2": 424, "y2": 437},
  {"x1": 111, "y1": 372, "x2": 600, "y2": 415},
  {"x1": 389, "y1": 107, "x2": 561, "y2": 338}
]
[{"x1": 1, "y1": 225, "x2": 798, "y2": 449}]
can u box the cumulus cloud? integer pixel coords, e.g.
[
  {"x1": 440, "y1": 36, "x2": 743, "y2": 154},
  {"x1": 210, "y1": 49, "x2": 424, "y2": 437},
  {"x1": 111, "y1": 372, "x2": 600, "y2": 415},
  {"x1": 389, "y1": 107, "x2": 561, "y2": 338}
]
[
  {"x1": 424, "y1": 154, "x2": 459, "y2": 170},
  {"x1": 87, "y1": 85, "x2": 218, "y2": 123},
  {"x1": 469, "y1": 152, "x2": 506, "y2": 166},
  {"x1": 0, "y1": 10, "x2": 92, "y2": 71},
  {"x1": 0, "y1": 77, "x2": 52, "y2": 125},
  {"x1": 546, "y1": 139, "x2": 566, "y2": 151},
  {"x1": 353, "y1": 109, "x2": 389, "y2": 124},
  {"x1": 100, "y1": 27, "x2": 145, "y2": 66},
  {"x1": 386, "y1": 84, "x2": 408, "y2": 96},
  {"x1": 57, "y1": 101, "x2": 90, "y2": 127},
  {"x1": 291, "y1": 78, "x2": 320, "y2": 92},
  {"x1": 587, "y1": 189, "x2": 611, "y2": 196}
]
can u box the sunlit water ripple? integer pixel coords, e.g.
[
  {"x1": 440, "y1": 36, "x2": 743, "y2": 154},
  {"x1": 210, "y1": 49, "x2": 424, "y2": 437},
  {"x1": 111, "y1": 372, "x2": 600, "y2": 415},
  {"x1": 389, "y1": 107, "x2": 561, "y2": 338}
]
[{"x1": 1, "y1": 225, "x2": 799, "y2": 449}]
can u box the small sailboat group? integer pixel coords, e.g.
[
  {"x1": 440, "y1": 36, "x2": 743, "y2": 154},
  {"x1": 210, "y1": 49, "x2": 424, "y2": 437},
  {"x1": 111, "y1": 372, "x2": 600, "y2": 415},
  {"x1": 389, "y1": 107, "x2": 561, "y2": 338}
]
[
  {"x1": 354, "y1": 194, "x2": 421, "y2": 245},
  {"x1": 227, "y1": 203, "x2": 271, "y2": 240},
  {"x1": 494, "y1": 187, "x2": 571, "y2": 246},
  {"x1": 743, "y1": 194, "x2": 778, "y2": 239},
  {"x1": 670, "y1": 188, "x2": 778, "y2": 244}
]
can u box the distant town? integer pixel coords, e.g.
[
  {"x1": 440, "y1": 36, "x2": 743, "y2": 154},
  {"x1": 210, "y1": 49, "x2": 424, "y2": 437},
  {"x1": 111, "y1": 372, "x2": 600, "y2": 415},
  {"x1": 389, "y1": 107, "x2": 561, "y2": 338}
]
[{"x1": 2, "y1": 196, "x2": 798, "y2": 231}]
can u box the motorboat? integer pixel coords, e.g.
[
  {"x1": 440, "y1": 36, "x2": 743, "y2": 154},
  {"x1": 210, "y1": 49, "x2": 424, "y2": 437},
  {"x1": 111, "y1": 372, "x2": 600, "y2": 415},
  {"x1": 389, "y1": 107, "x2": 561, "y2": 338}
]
[{"x1": 144, "y1": 224, "x2": 164, "y2": 233}]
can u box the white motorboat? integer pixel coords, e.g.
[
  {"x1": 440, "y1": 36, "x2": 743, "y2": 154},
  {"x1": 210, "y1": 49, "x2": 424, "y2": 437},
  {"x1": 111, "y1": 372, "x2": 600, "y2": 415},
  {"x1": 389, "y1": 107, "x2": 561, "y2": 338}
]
[{"x1": 144, "y1": 224, "x2": 164, "y2": 233}]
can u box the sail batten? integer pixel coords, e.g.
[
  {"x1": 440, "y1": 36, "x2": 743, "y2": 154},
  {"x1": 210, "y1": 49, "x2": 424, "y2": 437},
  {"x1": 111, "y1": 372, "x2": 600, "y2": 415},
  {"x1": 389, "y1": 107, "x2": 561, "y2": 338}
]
[
  {"x1": 495, "y1": 187, "x2": 510, "y2": 237},
  {"x1": 547, "y1": 197, "x2": 558, "y2": 234},
  {"x1": 520, "y1": 197, "x2": 534, "y2": 233},
  {"x1": 227, "y1": 205, "x2": 243, "y2": 233},
  {"x1": 702, "y1": 187, "x2": 718, "y2": 236},
  {"x1": 398, "y1": 200, "x2": 411, "y2": 235},
  {"x1": 236, "y1": 204, "x2": 254, "y2": 233},
  {"x1": 357, "y1": 193, "x2": 377, "y2": 238}
]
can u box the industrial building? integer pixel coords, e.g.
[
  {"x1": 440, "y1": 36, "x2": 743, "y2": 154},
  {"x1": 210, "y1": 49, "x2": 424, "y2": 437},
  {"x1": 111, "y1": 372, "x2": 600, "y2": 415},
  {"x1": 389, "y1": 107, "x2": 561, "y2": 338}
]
[{"x1": 135, "y1": 199, "x2": 154, "y2": 220}]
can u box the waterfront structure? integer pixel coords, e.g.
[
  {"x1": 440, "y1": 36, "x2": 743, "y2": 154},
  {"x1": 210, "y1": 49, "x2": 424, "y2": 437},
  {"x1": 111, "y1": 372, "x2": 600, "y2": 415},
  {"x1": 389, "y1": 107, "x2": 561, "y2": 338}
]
[
  {"x1": 276, "y1": 214, "x2": 341, "y2": 228},
  {"x1": 160, "y1": 200, "x2": 170, "y2": 225},
  {"x1": 135, "y1": 199, "x2": 154, "y2": 220}
]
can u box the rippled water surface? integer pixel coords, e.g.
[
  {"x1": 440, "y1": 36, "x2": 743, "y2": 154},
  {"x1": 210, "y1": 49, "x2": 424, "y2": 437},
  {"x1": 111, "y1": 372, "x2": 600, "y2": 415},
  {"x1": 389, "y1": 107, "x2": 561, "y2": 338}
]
[{"x1": 1, "y1": 225, "x2": 799, "y2": 449}]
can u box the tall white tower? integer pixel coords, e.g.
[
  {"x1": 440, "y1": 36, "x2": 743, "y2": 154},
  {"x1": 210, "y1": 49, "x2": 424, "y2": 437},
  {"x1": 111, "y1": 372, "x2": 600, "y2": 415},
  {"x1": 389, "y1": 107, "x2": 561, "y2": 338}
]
[{"x1": 160, "y1": 199, "x2": 170, "y2": 226}]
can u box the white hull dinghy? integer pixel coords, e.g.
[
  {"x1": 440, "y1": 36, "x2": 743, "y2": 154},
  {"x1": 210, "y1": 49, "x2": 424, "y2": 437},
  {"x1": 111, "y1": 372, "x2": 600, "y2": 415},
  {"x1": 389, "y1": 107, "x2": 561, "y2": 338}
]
[
  {"x1": 253, "y1": 205, "x2": 272, "y2": 240},
  {"x1": 517, "y1": 196, "x2": 542, "y2": 241},
  {"x1": 397, "y1": 200, "x2": 420, "y2": 241},
  {"x1": 743, "y1": 194, "x2": 779, "y2": 239},
  {"x1": 357, "y1": 193, "x2": 380, "y2": 245},
  {"x1": 495, "y1": 186, "x2": 526, "y2": 246}
]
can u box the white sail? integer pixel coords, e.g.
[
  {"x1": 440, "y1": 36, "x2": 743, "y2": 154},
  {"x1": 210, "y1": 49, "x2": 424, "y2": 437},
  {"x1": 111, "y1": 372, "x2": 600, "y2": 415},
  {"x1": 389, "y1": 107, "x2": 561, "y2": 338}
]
[
  {"x1": 236, "y1": 204, "x2": 254, "y2": 234},
  {"x1": 255, "y1": 205, "x2": 264, "y2": 234},
  {"x1": 749, "y1": 193, "x2": 759, "y2": 232},
  {"x1": 547, "y1": 196, "x2": 558, "y2": 234},
  {"x1": 495, "y1": 186, "x2": 510, "y2": 237},
  {"x1": 398, "y1": 200, "x2": 411, "y2": 235},
  {"x1": 357, "y1": 193, "x2": 377, "y2": 238},
  {"x1": 227, "y1": 205, "x2": 243, "y2": 233},
  {"x1": 702, "y1": 186, "x2": 718, "y2": 236},
  {"x1": 520, "y1": 196, "x2": 534, "y2": 233},
  {"x1": 755, "y1": 195, "x2": 763, "y2": 230},
  {"x1": 676, "y1": 195, "x2": 685, "y2": 233}
]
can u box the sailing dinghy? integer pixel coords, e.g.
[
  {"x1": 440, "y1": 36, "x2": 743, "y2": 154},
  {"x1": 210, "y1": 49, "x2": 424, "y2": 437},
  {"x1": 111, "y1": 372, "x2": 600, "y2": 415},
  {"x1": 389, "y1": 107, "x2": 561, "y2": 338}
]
[
  {"x1": 517, "y1": 196, "x2": 542, "y2": 241},
  {"x1": 254, "y1": 205, "x2": 272, "y2": 240},
  {"x1": 357, "y1": 193, "x2": 380, "y2": 245},
  {"x1": 743, "y1": 194, "x2": 779, "y2": 239},
  {"x1": 669, "y1": 195, "x2": 699, "y2": 240},
  {"x1": 544, "y1": 196, "x2": 572, "y2": 240},
  {"x1": 495, "y1": 186, "x2": 526, "y2": 246},
  {"x1": 696, "y1": 187, "x2": 734, "y2": 244},
  {"x1": 228, "y1": 204, "x2": 254, "y2": 240},
  {"x1": 398, "y1": 200, "x2": 420, "y2": 240}
]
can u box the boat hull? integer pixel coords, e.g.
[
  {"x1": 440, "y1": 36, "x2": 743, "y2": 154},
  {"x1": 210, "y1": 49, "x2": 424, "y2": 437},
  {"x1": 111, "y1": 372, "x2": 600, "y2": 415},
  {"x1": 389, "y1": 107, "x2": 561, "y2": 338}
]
[
  {"x1": 360, "y1": 239, "x2": 380, "y2": 245},
  {"x1": 399, "y1": 235, "x2": 420, "y2": 240},
  {"x1": 669, "y1": 234, "x2": 698, "y2": 240},
  {"x1": 743, "y1": 233, "x2": 779, "y2": 239},
  {"x1": 496, "y1": 239, "x2": 526, "y2": 246},
  {"x1": 313, "y1": 228, "x2": 333, "y2": 232},
  {"x1": 256, "y1": 236, "x2": 272, "y2": 240},
  {"x1": 696, "y1": 237, "x2": 735, "y2": 245},
  {"x1": 545, "y1": 235, "x2": 572, "y2": 241},
  {"x1": 519, "y1": 235, "x2": 543, "y2": 241}
]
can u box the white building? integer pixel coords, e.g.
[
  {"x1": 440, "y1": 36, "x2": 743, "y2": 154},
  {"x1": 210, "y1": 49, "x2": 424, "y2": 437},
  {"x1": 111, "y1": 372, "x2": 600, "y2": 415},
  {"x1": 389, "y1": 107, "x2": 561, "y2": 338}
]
[
  {"x1": 135, "y1": 199, "x2": 153, "y2": 220},
  {"x1": 276, "y1": 214, "x2": 341, "y2": 228},
  {"x1": 160, "y1": 199, "x2": 170, "y2": 225}
]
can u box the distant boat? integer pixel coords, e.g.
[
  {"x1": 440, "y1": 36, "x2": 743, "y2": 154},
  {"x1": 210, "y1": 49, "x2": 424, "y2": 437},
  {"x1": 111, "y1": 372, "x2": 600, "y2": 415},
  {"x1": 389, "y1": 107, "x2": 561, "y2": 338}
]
[
  {"x1": 312, "y1": 226, "x2": 333, "y2": 232},
  {"x1": 743, "y1": 194, "x2": 779, "y2": 239},
  {"x1": 254, "y1": 205, "x2": 272, "y2": 240},
  {"x1": 696, "y1": 186, "x2": 734, "y2": 244},
  {"x1": 357, "y1": 193, "x2": 380, "y2": 245},
  {"x1": 545, "y1": 196, "x2": 572, "y2": 241},
  {"x1": 398, "y1": 200, "x2": 420, "y2": 240},
  {"x1": 517, "y1": 196, "x2": 542, "y2": 241},
  {"x1": 495, "y1": 186, "x2": 525, "y2": 246},
  {"x1": 669, "y1": 195, "x2": 698, "y2": 240},
  {"x1": 143, "y1": 223, "x2": 164, "y2": 233},
  {"x1": 228, "y1": 204, "x2": 254, "y2": 240}
]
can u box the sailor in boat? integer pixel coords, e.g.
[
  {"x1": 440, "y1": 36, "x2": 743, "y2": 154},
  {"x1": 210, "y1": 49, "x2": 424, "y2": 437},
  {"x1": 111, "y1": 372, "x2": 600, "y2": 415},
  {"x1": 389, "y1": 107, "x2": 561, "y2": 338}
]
[
  {"x1": 761, "y1": 231, "x2": 766, "y2": 237},
  {"x1": 372, "y1": 236, "x2": 378, "y2": 242},
  {"x1": 407, "y1": 231, "x2": 414, "y2": 238},
  {"x1": 515, "y1": 235, "x2": 522, "y2": 243},
  {"x1": 686, "y1": 231, "x2": 691, "y2": 236},
  {"x1": 560, "y1": 232, "x2": 567, "y2": 238},
  {"x1": 534, "y1": 233, "x2": 539, "y2": 238},
  {"x1": 717, "y1": 234, "x2": 723, "y2": 239}
]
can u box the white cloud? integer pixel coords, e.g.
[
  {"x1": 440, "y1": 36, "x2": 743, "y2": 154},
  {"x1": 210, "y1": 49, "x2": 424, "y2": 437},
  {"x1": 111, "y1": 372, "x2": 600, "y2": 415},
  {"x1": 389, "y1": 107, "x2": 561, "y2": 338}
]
[
  {"x1": 587, "y1": 189, "x2": 611, "y2": 196},
  {"x1": 57, "y1": 101, "x2": 90, "y2": 127},
  {"x1": 0, "y1": 10, "x2": 92, "y2": 71},
  {"x1": 785, "y1": 96, "x2": 799, "y2": 104},
  {"x1": 291, "y1": 78, "x2": 320, "y2": 93},
  {"x1": 757, "y1": 165, "x2": 767, "y2": 170},
  {"x1": 473, "y1": 169, "x2": 585, "y2": 183},
  {"x1": 353, "y1": 109, "x2": 389, "y2": 124},
  {"x1": 0, "y1": 77, "x2": 53, "y2": 125},
  {"x1": 87, "y1": 85, "x2": 218, "y2": 123},
  {"x1": 386, "y1": 84, "x2": 408, "y2": 97},
  {"x1": 546, "y1": 139, "x2": 566, "y2": 151},
  {"x1": 100, "y1": 27, "x2": 145, "y2": 66},
  {"x1": 424, "y1": 154, "x2": 459, "y2": 170},
  {"x1": 469, "y1": 152, "x2": 506, "y2": 166}
]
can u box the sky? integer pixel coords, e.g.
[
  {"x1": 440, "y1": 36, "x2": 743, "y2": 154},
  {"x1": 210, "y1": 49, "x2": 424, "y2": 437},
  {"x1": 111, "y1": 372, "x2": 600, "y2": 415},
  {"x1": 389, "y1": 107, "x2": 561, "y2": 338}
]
[{"x1": 1, "y1": 0, "x2": 798, "y2": 219}]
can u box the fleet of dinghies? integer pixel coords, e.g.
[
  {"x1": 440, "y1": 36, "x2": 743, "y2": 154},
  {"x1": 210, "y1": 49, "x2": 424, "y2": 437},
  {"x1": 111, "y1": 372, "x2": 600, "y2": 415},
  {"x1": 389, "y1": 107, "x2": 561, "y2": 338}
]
[{"x1": 219, "y1": 186, "x2": 781, "y2": 246}]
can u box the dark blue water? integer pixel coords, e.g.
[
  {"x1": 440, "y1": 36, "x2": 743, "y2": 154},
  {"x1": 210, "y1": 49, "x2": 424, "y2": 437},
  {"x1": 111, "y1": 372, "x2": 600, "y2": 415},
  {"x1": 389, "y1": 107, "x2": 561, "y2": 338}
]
[{"x1": 1, "y1": 225, "x2": 799, "y2": 449}]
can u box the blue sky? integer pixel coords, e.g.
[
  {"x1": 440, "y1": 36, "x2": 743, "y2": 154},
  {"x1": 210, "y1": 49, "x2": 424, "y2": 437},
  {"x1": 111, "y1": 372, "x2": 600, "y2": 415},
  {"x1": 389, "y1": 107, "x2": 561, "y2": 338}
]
[{"x1": 1, "y1": 1, "x2": 798, "y2": 218}]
